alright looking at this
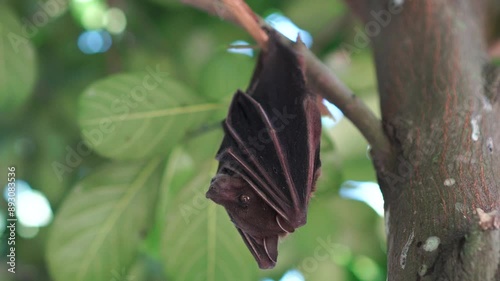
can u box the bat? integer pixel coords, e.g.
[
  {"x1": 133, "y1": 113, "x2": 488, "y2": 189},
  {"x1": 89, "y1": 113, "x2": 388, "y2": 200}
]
[{"x1": 206, "y1": 30, "x2": 322, "y2": 269}]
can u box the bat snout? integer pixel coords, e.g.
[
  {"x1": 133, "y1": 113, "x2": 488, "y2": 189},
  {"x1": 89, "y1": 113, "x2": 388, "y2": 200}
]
[
  {"x1": 206, "y1": 180, "x2": 232, "y2": 204},
  {"x1": 205, "y1": 185, "x2": 222, "y2": 202},
  {"x1": 206, "y1": 176, "x2": 223, "y2": 200},
  {"x1": 206, "y1": 174, "x2": 246, "y2": 204}
]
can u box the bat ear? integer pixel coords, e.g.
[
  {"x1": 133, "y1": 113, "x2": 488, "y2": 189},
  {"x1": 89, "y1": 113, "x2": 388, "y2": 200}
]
[{"x1": 276, "y1": 215, "x2": 295, "y2": 233}]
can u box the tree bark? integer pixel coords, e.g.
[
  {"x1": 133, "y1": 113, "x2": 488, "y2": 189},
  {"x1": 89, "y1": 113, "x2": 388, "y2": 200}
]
[{"x1": 345, "y1": 0, "x2": 500, "y2": 280}]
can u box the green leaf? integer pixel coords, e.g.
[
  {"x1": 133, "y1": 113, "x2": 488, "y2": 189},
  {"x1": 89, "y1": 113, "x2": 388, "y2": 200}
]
[
  {"x1": 285, "y1": 0, "x2": 347, "y2": 34},
  {"x1": 143, "y1": 129, "x2": 223, "y2": 258},
  {"x1": 335, "y1": 52, "x2": 377, "y2": 95},
  {"x1": 0, "y1": 5, "x2": 37, "y2": 112},
  {"x1": 275, "y1": 198, "x2": 348, "y2": 279},
  {"x1": 315, "y1": 130, "x2": 343, "y2": 195},
  {"x1": 183, "y1": 126, "x2": 224, "y2": 164},
  {"x1": 46, "y1": 159, "x2": 163, "y2": 281},
  {"x1": 160, "y1": 149, "x2": 259, "y2": 281},
  {"x1": 0, "y1": 136, "x2": 28, "y2": 186},
  {"x1": 199, "y1": 52, "x2": 254, "y2": 101},
  {"x1": 78, "y1": 72, "x2": 223, "y2": 160}
]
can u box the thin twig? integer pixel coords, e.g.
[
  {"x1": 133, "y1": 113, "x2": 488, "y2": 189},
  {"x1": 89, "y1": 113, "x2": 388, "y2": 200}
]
[
  {"x1": 221, "y1": 0, "x2": 268, "y2": 49},
  {"x1": 181, "y1": 0, "x2": 392, "y2": 158}
]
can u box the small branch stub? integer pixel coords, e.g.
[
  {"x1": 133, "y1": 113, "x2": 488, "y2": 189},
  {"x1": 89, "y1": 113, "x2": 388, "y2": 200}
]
[{"x1": 477, "y1": 208, "x2": 500, "y2": 230}]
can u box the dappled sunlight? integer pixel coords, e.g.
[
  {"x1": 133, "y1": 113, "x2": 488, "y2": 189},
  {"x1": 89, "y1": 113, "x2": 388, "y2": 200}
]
[
  {"x1": 228, "y1": 40, "x2": 254, "y2": 57},
  {"x1": 261, "y1": 269, "x2": 305, "y2": 281},
  {"x1": 265, "y1": 13, "x2": 313, "y2": 48},
  {"x1": 339, "y1": 181, "x2": 384, "y2": 216},
  {"x1": 77, "y1": 30, "x2": 112, "y2": 54},
  {"x1": 352, "y1": 255, "x2": 382, "y2": 281},
  {"x1": 103, "y1": 7, "x2": 127, "y2": 34},
  {"x1": 322, "y1": 99, "x2": 344, "y2": 128},
  {"x1": 3, "y1": 180, "x2": 53, "y2": 230},
  {"x1": 280, "y1": 269, "x2": 305, "y2": 281},
  {"x1": 72, "y1": 0, "x2": 126, "y2": 54}
]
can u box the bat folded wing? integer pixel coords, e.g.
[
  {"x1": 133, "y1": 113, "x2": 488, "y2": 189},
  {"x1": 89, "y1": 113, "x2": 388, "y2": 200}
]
[
  {"x1": 207, "y1": 30, "x2": 322, "y2": 269},
  {"x1": 224, "y1": 91, "x2": 300, "y2": 220}
]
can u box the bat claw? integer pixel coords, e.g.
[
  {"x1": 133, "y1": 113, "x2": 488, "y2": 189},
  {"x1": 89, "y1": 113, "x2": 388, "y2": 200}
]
[
  {"x1": 276, "y1": 216, "x2": 294, "y2": 233},
  {"x1": 263, "y1": 237, "x2": 277, "y2": 263}
]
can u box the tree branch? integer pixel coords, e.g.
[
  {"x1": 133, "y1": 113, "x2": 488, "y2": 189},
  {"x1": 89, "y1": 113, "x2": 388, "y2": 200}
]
[
  {"x1": 302, "y1": 51, "x2": 392, "y2": 159},
  {"x1": 181, "y1": 0, "x2": 392, "y2": 159}
]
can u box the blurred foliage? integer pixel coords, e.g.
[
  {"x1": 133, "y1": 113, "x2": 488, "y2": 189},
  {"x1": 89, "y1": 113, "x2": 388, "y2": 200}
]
[{"x1": 0, "y1": 0, "x2": 386, "y2": 280}]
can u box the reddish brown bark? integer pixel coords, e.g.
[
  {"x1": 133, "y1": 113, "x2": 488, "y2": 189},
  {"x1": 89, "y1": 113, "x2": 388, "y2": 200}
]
[{"x1": 345, "y1": 0, "x2": 500, "y2": 280}]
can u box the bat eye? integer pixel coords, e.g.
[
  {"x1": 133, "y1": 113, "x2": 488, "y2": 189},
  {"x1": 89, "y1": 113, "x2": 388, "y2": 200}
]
[{"x1": 238, "y1": 194, "x2": 250, "y2": 206}]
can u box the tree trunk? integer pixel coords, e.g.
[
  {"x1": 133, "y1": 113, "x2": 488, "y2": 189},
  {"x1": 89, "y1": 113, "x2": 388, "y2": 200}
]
[{"x1": 345, "y1": 0, "x2": 500, "y2": 280}]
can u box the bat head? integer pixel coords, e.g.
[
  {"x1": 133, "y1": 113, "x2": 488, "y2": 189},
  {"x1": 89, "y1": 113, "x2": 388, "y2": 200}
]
[
  {"x1": 206, "y1": 173, "x2": 294, "y2": 236},
  {"x1": 206, "y1": 173, "x2": 294, "y2": 268}
]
